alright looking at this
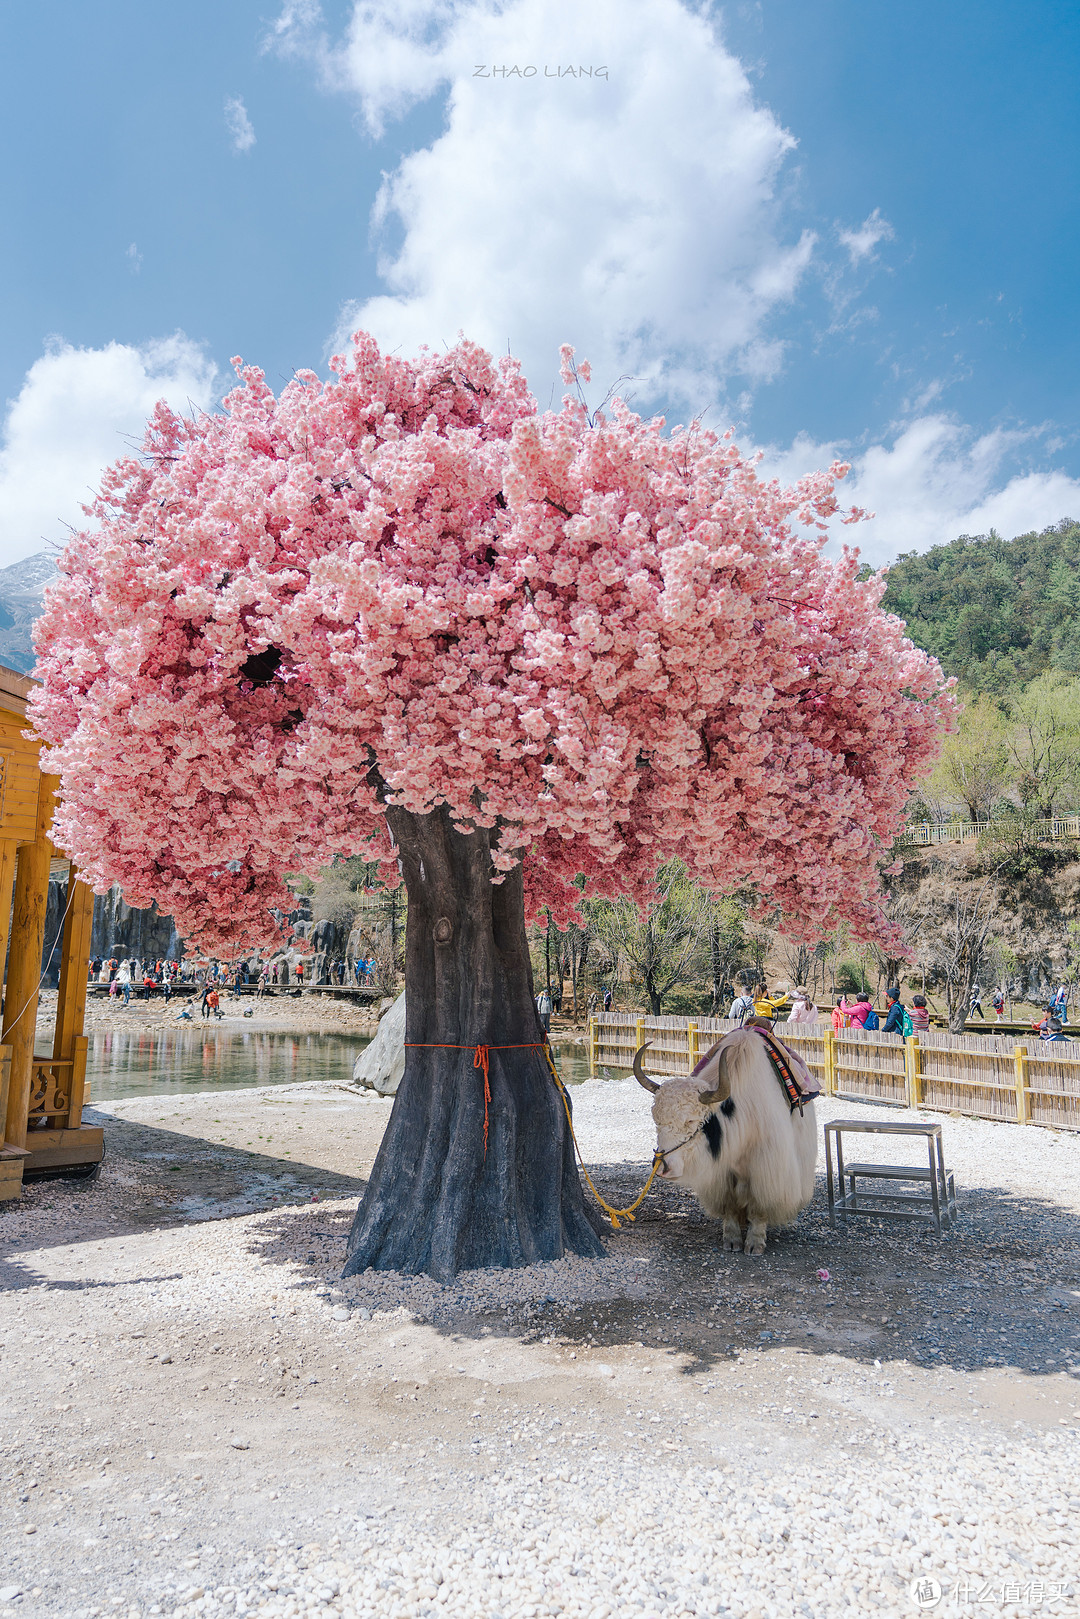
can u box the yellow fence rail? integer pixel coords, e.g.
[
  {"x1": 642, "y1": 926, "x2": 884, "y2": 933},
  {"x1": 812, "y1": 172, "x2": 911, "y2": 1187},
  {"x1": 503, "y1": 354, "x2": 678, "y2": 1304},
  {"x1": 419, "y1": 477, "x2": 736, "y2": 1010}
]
[{"x1": 588, "y1": 1014, "x2": 1080, "y2": 1131}]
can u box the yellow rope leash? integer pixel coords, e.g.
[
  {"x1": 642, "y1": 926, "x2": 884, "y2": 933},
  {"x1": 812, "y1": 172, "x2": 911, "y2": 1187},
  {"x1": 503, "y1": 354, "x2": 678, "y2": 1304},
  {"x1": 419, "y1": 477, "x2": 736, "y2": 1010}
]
[{"x1": 543, "y1": 1044, "x2": 661, "y2": 1230}]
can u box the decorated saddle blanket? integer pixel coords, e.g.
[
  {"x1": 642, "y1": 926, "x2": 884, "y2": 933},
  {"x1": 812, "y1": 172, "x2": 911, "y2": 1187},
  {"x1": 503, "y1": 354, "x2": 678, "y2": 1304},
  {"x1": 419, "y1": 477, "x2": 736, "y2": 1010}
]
[{"x1": 748, "y1": 1022, "x2": 821, "y2": 1114}]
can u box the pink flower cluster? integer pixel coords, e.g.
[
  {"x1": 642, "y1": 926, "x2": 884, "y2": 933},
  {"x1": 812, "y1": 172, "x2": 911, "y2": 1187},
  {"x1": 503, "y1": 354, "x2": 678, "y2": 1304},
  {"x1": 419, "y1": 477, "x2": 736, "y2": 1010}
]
[{"x1": 30, "y1": 333, "x2": 954, "y2": 953}]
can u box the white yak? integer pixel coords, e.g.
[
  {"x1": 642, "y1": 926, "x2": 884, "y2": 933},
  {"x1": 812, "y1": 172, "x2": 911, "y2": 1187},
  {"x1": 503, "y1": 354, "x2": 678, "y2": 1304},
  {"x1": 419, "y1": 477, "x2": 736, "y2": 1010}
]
[{"x1": 634, "y1": 1024, "x2": 818, "y2": 1255}]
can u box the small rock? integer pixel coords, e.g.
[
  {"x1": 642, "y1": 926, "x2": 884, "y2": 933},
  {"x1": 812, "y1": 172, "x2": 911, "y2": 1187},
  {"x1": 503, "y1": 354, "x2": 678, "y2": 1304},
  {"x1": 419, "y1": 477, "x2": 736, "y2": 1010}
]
[
  {"x1": 358, "y1": 1308, "x2": 372, "y2": 1321},
  {"x1": 596, "y1": 1363, "x2": 615, "y2": 1378},
  {"x1": 22, "y1": 1525, "x2": 36, "y2": 1536},
  {"x1": 0, "y1": 1589, "x2": 22, "y2": 1603},
  {"x1": 159, "y1": 1354, "x2": 173, "y2": 1364},
  {"x1": 230, "y1": 1438, "x2": 250, "y2": 1450},
  {"x1": 332, "y1": 1306, "x2": 350, "y2": 1322}
]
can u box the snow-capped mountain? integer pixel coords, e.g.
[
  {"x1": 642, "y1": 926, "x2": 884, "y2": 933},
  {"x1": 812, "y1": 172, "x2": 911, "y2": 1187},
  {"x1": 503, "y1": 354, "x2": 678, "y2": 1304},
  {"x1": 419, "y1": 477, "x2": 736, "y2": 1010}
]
[{"x1": 0, "y1": 551, "x2": 57, "y2": 674}]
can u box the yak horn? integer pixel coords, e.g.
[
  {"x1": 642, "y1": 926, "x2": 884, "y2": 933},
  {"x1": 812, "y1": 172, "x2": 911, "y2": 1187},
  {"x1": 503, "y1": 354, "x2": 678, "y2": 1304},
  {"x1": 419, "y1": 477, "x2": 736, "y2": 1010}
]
[
  {"x1": 698, "y1": 1048, "x2": 732, "y2": 1106},
  {"x1": 633, "y1": 1042, "x2": 660, "y2": 1094}
]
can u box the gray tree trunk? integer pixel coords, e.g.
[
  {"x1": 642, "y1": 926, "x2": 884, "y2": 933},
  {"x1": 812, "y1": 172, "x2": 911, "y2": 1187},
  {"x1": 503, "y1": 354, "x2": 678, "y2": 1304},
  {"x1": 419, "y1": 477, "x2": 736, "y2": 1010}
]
[{"x1": 343, "y1": 804, "x2": 604, "y2": 1280}]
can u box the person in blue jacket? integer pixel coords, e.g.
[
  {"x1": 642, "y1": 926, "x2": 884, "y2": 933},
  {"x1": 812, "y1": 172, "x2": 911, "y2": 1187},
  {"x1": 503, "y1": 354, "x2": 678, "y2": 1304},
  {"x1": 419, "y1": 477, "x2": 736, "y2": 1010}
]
[{"x1": 882, "y1": 985, "x2": 906, "y2": 1035}]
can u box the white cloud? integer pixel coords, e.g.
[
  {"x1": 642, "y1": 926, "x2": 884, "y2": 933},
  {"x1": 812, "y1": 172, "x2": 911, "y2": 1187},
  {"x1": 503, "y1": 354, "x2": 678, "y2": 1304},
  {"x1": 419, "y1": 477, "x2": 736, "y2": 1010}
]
[
  {"x1": 126, "y1": 242, "x2": 142, "y2": 274},
  {"x1": 274, "y1": 0, "x2": 816, "y2": 408},
  {"x1": 224, "y1": 95, "x2": 256, "y2": 153},
  {"x1": 0, "y1": 335, "x2": 219, "y2": 569},
  {"x1": 759, "y1": 414, "x2": 1080, "y2": 568},
  {"x1": 836, "y1": 207, "x2": 893, "y2": 267}
]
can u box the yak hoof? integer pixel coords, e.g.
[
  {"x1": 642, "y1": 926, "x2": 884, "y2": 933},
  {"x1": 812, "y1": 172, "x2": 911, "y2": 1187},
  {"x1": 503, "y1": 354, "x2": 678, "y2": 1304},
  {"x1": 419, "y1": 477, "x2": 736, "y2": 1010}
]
[
  {"x1": 722, "y1": 1220, "x2": 743, "y2": 1253},
  {"x1": 743, "y1": 1226, "x2": 767, "y2": 1256}
]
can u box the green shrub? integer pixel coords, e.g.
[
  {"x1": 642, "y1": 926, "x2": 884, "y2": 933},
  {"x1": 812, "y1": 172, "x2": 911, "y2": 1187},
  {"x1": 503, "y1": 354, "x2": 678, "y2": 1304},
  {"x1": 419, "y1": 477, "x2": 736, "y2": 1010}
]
[{"x1": 835, "y1": 959, "x2": 871, "y2": 995}]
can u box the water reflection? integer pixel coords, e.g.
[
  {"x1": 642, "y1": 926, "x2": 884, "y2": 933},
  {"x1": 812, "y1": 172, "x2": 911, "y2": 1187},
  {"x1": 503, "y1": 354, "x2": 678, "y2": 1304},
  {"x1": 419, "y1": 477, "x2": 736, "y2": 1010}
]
[
  {"x1": 85, "y1": 1028, "x2": 596, "y2": 1104},
  {"x1": 86, "y1": 1028, "x2": 366, "y2": 1104}
]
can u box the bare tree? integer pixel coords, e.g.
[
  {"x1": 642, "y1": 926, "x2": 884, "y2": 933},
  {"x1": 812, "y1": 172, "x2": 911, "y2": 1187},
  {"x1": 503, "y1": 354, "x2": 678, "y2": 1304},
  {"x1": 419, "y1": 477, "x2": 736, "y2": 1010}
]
[
  {"x1": 778, "y1": 936, "x2": 815, "y2": 991},
  {"x1": 867, "y1": 888, "x2": 925, "y2": 993},
  {"x1": 922, "y1": 867, "x2": 1001, "y2": 1032},
  {"x1": 706, "y1": 893, "x2": 751, "y2": 1011},
  {"x1": 589, "y1": 862, "x2": 710, "y2": 1015}
]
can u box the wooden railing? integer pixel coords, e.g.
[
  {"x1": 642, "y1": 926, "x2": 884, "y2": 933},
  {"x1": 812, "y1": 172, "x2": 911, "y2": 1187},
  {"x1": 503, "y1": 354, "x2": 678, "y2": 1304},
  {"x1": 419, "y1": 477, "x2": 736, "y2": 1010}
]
[
  {"x1": 899, "y1": 816, "x2": 1080, "y2": 847},
  {"x1": 25, "y1": 1038, "x2": 89, "y2": 1131},
  {"x1": 588, "y1": 1014, "x2": 1080, "y2": 1131}
]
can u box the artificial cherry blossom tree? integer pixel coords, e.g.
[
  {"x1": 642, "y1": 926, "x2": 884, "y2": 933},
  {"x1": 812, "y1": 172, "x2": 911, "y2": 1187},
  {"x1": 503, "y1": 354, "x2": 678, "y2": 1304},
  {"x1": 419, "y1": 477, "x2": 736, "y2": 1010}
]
[{"x1": 31, "y1": 333, "x2": 952, "y2": 1277}]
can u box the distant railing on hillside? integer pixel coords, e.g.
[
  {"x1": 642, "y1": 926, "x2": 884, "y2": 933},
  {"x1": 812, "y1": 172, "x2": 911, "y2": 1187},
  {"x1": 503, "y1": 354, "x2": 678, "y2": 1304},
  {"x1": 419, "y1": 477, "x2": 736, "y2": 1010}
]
[
  {"x1": 587, "y1": 1013, "x2": 1080, "y2": 1132},
  {"x1": 899, "y1": 815, "x2": 1080, "y2": 847}
]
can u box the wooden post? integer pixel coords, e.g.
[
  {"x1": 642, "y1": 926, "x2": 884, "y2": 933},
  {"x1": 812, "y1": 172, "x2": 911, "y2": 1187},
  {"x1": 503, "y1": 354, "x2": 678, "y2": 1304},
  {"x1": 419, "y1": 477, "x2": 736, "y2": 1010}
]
[
  {"x1": 905, "y1": 1034, "x2": 923, "y2": 1108},
  {"x1": 823, "y1": 1028, "x2": 837, "y2": 1096},
  {"x1": 68, "y1": 1034, "x2": 89, "y2": 1128},
  {"x1": 53, "y1": 868, "x2": 94, "y2": 1066},
  {"x1": 587, "y1": 1016, "x2": 597, "y2": 1078},
  {"x1": 0, "y1": 1045, "x2": 10, "y2": 1139},
  {"x1": 635, "y1": 1015, "x2": 645, "y2": 1055},
  {"x1": 1014, "y1": 1044, "x2": 1030, "y2": 1125},
  {"x1": 687, "y1": 1019, "x2": 699, "y2": 1074},
  {"x1": 0, "y1": 838, "x2": 18, "y2": 990},
  {"x1": 2, "y1": 774, "x2": 57, "y2": 1150}
]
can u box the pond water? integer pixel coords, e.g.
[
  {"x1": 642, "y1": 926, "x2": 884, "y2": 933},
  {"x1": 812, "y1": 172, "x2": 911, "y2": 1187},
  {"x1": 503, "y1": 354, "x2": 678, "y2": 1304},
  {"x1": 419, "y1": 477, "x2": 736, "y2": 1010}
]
[
  {"x1": 85, "y1": 1028, "x2": 368, "y2": 1105},
  {"x1": 85, "y1": 1028, "x2": 594, "y2": 1104}
]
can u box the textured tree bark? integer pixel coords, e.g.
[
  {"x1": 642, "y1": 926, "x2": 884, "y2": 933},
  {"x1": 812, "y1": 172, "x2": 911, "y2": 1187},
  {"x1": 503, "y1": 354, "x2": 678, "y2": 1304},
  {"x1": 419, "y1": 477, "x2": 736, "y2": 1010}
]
[{"x1": 343, "y1": 805, "x2": 605, "y2": 1280}]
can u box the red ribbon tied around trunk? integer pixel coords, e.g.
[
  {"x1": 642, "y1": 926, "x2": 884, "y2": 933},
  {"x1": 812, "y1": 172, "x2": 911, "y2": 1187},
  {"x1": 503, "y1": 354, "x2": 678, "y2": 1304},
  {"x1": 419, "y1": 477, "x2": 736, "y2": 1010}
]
[
  {"x1": 404, "y1": 1039, "x2": 543, "y2": 1159},
  {"x1": 473, "y1": 1044, "x2": 492, "y2": 1155}
]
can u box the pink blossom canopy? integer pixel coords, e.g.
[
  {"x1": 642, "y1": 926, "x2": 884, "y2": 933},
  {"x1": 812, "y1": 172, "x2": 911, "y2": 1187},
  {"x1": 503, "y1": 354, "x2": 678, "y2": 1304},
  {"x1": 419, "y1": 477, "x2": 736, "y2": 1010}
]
[{"x1": 30, "y1": 333, "x2": 952, "y2": 952}]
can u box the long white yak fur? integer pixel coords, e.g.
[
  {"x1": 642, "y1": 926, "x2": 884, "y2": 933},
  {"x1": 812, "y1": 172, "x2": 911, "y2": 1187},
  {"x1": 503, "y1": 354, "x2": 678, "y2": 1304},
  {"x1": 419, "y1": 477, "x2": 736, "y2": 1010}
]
[{"x1": 649, "y1": 1028, "x2": 817, "y2": 1255}]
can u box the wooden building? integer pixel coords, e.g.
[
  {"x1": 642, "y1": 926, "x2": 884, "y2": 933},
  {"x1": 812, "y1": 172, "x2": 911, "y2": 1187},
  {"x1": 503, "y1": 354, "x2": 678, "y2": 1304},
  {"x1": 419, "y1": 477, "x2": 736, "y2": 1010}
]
[{"x1": 0, "y1": 664, "x2": 99, "y2": 1200}]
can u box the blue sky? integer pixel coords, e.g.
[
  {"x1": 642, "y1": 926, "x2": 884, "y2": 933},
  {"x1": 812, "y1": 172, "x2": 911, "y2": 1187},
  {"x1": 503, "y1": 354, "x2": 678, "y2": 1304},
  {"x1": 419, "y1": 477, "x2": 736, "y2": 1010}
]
[{"x1": 1, "y1": 0, "x2": 1078, "y2": 568}]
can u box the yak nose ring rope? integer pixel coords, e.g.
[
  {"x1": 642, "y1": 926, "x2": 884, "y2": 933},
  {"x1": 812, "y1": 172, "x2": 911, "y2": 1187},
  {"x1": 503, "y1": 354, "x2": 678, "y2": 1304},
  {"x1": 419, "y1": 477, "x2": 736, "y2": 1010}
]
[{"x1": 542, "y1": 1044, "x2": 661, "y2": 1229}]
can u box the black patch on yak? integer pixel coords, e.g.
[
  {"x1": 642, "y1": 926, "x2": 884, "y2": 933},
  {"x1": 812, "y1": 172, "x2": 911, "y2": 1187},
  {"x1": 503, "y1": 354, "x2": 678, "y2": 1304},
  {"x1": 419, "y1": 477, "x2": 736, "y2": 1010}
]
[
  {"x1": 702, "y1": 1113, "x2": 722, "y2": 1158},
  {"x1": 720, "y1": 1097, "x2": 736, "y2": 1118}
]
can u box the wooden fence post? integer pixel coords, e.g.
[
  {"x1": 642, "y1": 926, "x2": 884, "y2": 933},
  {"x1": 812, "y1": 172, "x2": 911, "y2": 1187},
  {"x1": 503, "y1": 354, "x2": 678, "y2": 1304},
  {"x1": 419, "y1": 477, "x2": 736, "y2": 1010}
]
[
  {"x1": 905, "y1": 1035, "x2": 923, "y2": 1108},
  {"x1": 0, "y1": 1045, "x2": 10, "y2": 1139},
  {"x1": 823, "y1": 1029, "x2": 837, "y2": 1096},
  {"x1": 635, "y1": 1015, "x2": 645, "y2": 1056},
  {"x1": 1014, "y1": 1044, "x2": 1030, "y2": 1125},
  {"x1": 687, "y1": 1019, "x2": 699, "y2": 1075},
  {"x1": 588, "y1": 1017, "x2": 597, "y2": 1079}
]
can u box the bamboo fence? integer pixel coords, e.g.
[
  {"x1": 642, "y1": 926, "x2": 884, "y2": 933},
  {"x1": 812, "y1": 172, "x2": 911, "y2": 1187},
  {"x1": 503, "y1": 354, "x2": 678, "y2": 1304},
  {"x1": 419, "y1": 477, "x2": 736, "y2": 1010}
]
[{"x1": 588, "y1": 1013, "x2": 1080, "y2": 1131}]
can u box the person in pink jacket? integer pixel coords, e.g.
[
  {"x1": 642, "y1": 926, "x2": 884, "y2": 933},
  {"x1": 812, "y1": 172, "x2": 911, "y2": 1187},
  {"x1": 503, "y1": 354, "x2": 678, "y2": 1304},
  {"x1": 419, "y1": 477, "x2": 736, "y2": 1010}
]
[
  {"x1": 786, "y1": 986, "x2": 819, "y2": 1024},
  {"x1": 840, "y1": 993, "x2": 873, "y2": 1029}
]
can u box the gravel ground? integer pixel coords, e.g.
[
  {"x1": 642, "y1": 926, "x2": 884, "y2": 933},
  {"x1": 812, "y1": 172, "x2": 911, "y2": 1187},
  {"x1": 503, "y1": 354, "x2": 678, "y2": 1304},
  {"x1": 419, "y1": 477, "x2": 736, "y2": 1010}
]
[{"x1": 1, "y1": 1077, "x2": 1079, "y2": 1619}]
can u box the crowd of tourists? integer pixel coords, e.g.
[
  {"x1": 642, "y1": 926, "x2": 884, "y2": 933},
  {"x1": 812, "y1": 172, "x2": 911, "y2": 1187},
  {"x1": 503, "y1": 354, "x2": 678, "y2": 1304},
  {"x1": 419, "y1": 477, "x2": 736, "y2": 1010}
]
[
  {"x1": 87, "y1": 948, "x2": 380, "y2": 1007},
  {"x1": 723, "y1": 977, "x2": 1073, "y2": 1042}
]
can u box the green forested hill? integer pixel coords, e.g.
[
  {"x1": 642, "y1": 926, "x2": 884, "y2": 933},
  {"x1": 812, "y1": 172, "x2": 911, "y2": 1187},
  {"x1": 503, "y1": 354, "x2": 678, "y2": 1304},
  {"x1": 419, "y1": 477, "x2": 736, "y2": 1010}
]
[{"x1": 881, "y1": 519, "x2": 1080, "y2": 690}]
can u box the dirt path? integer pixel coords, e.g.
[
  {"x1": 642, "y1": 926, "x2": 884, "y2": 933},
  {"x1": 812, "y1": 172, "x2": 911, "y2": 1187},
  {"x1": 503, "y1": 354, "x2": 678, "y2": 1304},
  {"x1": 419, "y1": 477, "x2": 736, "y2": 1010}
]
[{"x1": 1, "y1": 1082, "x2": 1079, "y2": 1618}]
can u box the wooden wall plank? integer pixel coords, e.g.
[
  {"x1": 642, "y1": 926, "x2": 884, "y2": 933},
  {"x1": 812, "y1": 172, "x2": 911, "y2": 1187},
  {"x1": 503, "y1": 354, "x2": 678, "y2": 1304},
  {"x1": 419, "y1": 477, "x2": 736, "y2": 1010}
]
[{"x1": 2, "y1": 775, "x2": 58, "y2": 1149}]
